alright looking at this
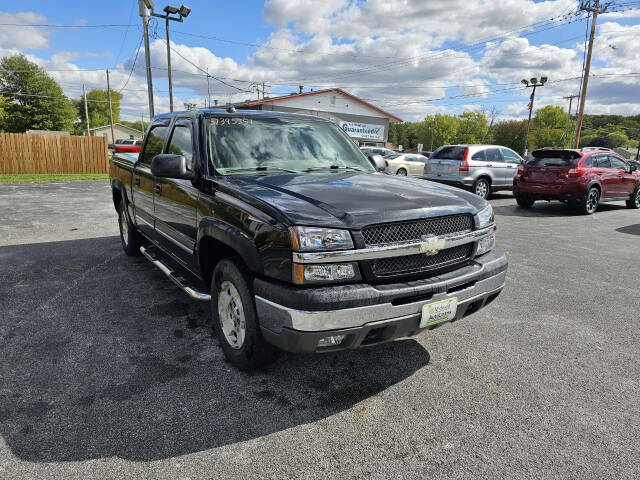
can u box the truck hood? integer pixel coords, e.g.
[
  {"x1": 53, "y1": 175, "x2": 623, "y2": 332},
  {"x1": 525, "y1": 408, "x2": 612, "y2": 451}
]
[{"x1": 224, "y1": 171, "x2": 486, "y2": 229}]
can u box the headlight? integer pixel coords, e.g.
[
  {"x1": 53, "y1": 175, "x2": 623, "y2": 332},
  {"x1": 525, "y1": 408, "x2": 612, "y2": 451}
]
[
  {"x1": 290, "y1": 226, "x2": 354, "y2": 251},
  {"x1": 474, "y1": 204, "x2": 494, "y2": 228},
  {"x1": 292, "y1": 263, "x2": 359, "y2": 284}
]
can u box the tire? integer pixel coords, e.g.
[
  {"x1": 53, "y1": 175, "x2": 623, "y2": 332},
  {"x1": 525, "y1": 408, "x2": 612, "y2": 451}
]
[
  {"x1": 396, "y1": 168, "x2": 407, "y2": 176},
  {"x1": 472, "y1": 178, "x2": 490, "y2": 199},
  {"x1": 581, "y1": 187, "x2": 600, "y2": 215},
  {"x1": 516, "y1": 195, "x2": 535, "y2": 208},
  {"x1": 118, "y1": 199, "x2": 141, "y2": 256},
  {"x1": 211, "y1": 259, "x2": 279, "y2": 370},
  {"x1": 626, "y1": 187, "x2": 640, "y2": 209}
]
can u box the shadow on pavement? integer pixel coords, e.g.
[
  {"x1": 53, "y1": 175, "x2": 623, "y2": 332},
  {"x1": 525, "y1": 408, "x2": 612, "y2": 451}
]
[
  {"x1": 493, "y1": 201, "x2": 627, "y2": 218},
  {"x1": 616, "y1": 224, "x2": 640, "y2": 236},
  {"x1": 0, "y1": 236, "x2": 431, "y2": 462}
]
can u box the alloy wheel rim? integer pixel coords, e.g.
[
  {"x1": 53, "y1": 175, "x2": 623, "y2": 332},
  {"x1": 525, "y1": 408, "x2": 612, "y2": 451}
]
[
  {"x1": 475, "y1": 181, "x2": 488, "y2": 198},
  {"x1": 397, "y1": 169, "x2": 407, "y2": 176},
  {"x1": 586, "y1": 189, "x2": 599, "y2": 213},
  {"x1": 217, "y1": 281, "x2": 246, "y2": 350},
  {"x1": 635, "y1": 191, "x2": 640, "y2": 207},
  {"x1": 120, "y1": 212, "x2": 129, "y2": 246}
]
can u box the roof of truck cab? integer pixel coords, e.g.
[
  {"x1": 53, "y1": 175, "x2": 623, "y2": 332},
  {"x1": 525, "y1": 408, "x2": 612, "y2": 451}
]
[{"x1": 153, "y1": 108, "x2": 331, "y2": 122}]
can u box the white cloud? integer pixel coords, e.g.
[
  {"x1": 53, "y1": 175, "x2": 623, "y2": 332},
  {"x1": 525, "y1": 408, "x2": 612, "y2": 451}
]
[{"x1": 0, "y1": 12, "x2": 49, "y2": 51}]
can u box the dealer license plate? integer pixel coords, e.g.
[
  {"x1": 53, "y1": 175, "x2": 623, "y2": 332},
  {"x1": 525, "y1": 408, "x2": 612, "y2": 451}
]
[{"x1": 420, "y1": 298, "x2": 458, "y2": 328}]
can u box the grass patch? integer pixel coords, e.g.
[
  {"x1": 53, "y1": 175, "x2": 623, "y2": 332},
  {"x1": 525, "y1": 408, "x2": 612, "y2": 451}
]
[{"x1": 0, "y1": 173, "x2": 109, "y2": 183}]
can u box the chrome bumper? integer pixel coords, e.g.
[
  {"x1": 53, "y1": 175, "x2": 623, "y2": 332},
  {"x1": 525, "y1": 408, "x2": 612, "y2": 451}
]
[{"x1": 255, "y1": 253, "x2": 507, "y2": 334}]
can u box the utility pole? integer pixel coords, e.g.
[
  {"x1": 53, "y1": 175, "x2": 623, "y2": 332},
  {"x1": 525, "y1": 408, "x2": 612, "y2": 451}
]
[
  {"x1": 150, "y1": 4, "x2": 191, "y2": 113},
  {"x1": 206, "y1": 68, "x2": 211, "y2": 108},
  {"x1": 573, "y1": 0, "x2": 609, "y2": 148},
  {"x1": 141, "y1": 113, "x2": 145, "y2": 137},
  {"x1": 106, "y1": 69, "x2": 115, "y2": 143},
  {"x1": 138, "y1": 0, "x2": 154, "y2": 119},
  {"x1": 520, "y1": 76, "x2": 547, "y2": 157},
  {"x1": 562, "y1": 94, "x2": 579, "y2": 148},
  {"x1": 82, "y1": 83, "x2": 90, "y2": 137}
]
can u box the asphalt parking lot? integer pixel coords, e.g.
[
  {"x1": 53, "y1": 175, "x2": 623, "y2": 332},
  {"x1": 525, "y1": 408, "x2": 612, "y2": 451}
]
[{"x1": 1, "y1": 180, "x2": 639, "y2": 479}]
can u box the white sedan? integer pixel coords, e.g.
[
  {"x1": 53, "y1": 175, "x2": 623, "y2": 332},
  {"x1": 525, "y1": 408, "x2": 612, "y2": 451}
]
[{"x1": 384, "y1": 154, "x2": 426, "y2": 177}]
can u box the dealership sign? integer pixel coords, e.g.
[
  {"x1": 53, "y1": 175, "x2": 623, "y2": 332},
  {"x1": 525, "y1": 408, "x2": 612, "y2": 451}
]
[{"x1": 339, "y1": 121, "x2": 385, "y2": 141}]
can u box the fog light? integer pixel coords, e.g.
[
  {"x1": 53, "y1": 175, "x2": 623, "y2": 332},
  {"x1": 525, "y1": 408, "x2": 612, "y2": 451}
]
[
  {"x1": 476, "y1": 234, "x2": 495, "y2": 256},
  {"x1": 303, "y1": 263, "x2": 355, "y2": 282},
  {"x1": 317, "y1": 334, "x2": 346, "y2": 348}
]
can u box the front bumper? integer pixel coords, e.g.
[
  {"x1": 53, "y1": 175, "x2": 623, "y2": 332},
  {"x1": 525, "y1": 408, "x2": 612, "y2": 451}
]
[{"x1": 255, "y1": 249, "x2": 507, "y2": 353}]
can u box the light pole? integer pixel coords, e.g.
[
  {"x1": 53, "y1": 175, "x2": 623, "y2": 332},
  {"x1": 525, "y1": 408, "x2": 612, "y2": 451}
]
[
  {"x1": 138, "y1": 0, "x2": 155, "y2": 119},
  {"x1": 151, "y1": 4, "x2": 191, "y2": 112},
  {"x1": 521, "y1": 76, "x2": 547, "y2": 157}
]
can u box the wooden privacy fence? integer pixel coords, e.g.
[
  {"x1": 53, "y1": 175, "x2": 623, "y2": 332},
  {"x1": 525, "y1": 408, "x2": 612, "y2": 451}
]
[{"x1": 0, "y1": 133, "x2": 109, "y2": 174}]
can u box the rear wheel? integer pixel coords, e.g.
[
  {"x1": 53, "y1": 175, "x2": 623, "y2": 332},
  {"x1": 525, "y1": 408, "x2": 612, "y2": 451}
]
[
  {"x1": 396, "y1": 168, "x2": 407, "y2": 176},
  {"x1": 516, "y1": 195, "x2": 535, "y2": 208},
  {"x1": 582, "y1": 187, "x2": 600, "y2": 215},
  {"x1": 211, "y1": 259, "x2": 278, "y2": 370},
  {"x1": 626, "y1": 187, "x2": 640, "y2": 209},
  {"x1": 472, "y1": 178, "x2": 490, "y2": 199},
  {"x1": 118, "y1": 199, "x2": 141, "y2": 256}
]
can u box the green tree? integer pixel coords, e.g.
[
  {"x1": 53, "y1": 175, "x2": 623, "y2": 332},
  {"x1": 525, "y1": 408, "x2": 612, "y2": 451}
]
[
  {"x1": 491, "y1": 120, "x2": 527, "y2": 154},
  {"x1": 415, "y1": 114, "x2": 459, "y2": 150},
  {"x1": 531, "y1": 105, "x2": 568, "y2": 149},
  {"x1": 456, "y1": 111, "x2": 488, "y2": 144},
  {"x1": 75, "y1": 88, "x2": 123, "y2": 131},
  {"x1": 0, "y1": 95, "x2": 8, "y2": 131},
  {"x1": 0, "y1": 54, "x2": 76, "y2": 132}
]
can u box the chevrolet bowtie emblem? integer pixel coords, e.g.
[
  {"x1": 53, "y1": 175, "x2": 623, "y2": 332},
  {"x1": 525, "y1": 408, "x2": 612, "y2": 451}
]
[{"x1": 419, "y1": 235, "x2": 446, "y2": 255}]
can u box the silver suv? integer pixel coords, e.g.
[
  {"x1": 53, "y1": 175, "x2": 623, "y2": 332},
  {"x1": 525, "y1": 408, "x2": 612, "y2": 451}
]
[{"x1": 423, "y1": 145, "x2": 524, "y2": 199}]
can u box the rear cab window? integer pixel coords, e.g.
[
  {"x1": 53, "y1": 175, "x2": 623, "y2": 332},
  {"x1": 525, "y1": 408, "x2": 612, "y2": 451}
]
[{"x1": 431, "y1": 146, "x2": 467, "y2": 160}]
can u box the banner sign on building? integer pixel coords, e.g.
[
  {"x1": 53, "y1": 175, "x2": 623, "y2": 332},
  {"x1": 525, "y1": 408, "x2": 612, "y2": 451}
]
[{"x1": 339, "y1": 121, "x2": 385, "y2": 141}]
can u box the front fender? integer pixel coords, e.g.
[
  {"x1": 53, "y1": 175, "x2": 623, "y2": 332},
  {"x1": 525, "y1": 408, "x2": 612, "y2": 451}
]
[{"x1": 197, "y1": 217, "x2": 263, "y2": 275}]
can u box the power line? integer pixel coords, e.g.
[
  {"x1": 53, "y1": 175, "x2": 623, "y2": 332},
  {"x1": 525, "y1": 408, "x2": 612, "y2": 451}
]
[
  {"x1": 0, "y1": 23, "x2": 136, "y2": 28},
  {"x1": 119, "y1": 33, "x2": 145, "y2": 92}
]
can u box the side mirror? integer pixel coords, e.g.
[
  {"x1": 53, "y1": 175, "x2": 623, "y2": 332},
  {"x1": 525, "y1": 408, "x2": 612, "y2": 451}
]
[
  {"x1": 151, "y1": 154, "x2": 194, "y2": 180},
  {"x1": 629, "y1": 163, "x2": 637, "y2": 172},
  {"x1": 367, "y1": 154, "x2": 386, "y2": 172}
]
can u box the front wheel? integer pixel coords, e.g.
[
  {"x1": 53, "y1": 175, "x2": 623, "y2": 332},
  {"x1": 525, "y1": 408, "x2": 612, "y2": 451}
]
[
  {"x1": 581, "y1": 187, "x2": 600, "y2": 215},
  {"x1": 118, "y1": 199, "x2": 141, "y2": 256},
  {"x1": 396, "y1": 168, "x2": 407, "y2": 176},
  {"x1": 211, "y1": 259, "x2": 278, "y2": 370},
  {"x1": 626, "y1": 187, "x2": 640, "y2": 209},
  {"x1": 472, "y1": 178, "x2": 490, "y2": 199}
]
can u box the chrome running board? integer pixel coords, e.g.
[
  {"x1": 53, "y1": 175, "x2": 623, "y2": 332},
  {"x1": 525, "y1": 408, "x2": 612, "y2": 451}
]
[{"x1": 140, "y1": 245, "x2": 211, "y2": 301}]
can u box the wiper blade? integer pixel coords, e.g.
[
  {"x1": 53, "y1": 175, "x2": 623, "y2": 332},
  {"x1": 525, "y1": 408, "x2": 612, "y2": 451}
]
[
  {"x1": 225, "y1": 166, "x2": 301, "y2": 174},
  {"x1": 305, "y1": 165, "x2": 364, "y2": 172}
]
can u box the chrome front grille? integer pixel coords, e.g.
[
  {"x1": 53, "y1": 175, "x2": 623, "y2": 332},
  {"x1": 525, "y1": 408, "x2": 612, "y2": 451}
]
[
  {"x1": 361, "y1": 214, "x2": 474, "y2": 247},
  {"x1": 370, "y1": 244, "x2": 473, "y2": 276},
  {"x1": 361, "y1": 214, "x2": 475, "y2": 277}
]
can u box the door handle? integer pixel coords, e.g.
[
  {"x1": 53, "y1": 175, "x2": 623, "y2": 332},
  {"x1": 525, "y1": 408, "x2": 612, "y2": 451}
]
[
  {"x1": 134, "y1": 176, "x2": 140, "y2": 186},
  {"x1": 154, "y1": 184, "x2": 162, "y2": 195},
  {"x1": 486, "y1": 164, "x2": 493, "y2": 167}
]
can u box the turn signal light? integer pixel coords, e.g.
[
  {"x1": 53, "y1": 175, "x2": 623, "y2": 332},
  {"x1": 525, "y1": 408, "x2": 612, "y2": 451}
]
[
  {"x1": 568, "y1": 168, "x2": 584, "y2": 178},
  {"x1": 459, "y1": 148, "x2": 470, "y2": 172}
]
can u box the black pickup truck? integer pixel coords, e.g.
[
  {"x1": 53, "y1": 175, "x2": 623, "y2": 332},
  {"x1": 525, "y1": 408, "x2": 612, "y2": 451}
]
[{"x1": 109, "y1": 108, "x2": 507, "y2": 369}]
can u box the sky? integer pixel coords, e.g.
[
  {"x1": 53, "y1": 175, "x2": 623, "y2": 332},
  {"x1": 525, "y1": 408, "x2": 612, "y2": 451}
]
[{"x1": 1, "y1": 0, "x2": 639, "y2": 124}]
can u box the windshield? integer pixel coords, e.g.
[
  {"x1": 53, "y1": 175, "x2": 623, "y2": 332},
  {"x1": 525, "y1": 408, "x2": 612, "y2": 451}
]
[{"x1": 207, "y1": 115, "x2": 375, "y2": 174}]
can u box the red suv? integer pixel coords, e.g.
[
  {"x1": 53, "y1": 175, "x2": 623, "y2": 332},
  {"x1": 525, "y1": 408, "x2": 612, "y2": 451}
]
[{"x1": 513, "y1": 149, "x2": 640, "y2": 214}]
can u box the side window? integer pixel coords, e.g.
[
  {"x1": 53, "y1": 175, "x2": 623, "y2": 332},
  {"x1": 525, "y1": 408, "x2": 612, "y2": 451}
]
[
  {"x1": 609, "y1": 156, "x2": 628, "y2": 171},
  {"x1": 166, "y1": 124, "x2": 195, "y2": 169},
  {"x1": 471, "y1": 150, "x2": 486, "y2": 162},
  {"x1": 596, "y1": 155, "x2": 611, "y2": 169},
  {"x1": 584, "y1": 156, "x2": 594, "y2": 167},
  {"x1": 139, "y1": 125, "x2": 169, "y2": 165},
  {"x1": 485, "y1": 148, "x2": 504, "y2": 163},
  {"x1": 501, "y1": 148, "x2": 521, "y2": 164}
]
